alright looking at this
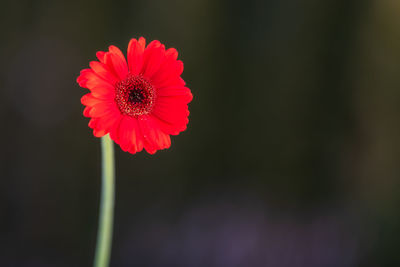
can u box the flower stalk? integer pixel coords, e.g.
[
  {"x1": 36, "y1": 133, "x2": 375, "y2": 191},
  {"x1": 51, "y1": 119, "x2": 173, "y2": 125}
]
[{"x1": 94, "y1": 134, "x2": 115, "y2": 267}]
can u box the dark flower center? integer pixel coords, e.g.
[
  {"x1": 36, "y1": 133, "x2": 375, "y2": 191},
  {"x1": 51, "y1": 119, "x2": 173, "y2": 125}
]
[
  {"x1": 129, "y1": 89, "x2": 145, "y2": 104},
  {"x1": 115, "y1": 75, "x2": 156, "y2": 117}
]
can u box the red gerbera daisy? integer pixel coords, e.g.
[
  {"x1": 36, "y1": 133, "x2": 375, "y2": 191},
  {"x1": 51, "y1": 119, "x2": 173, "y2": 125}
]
[{"x1": 77, "y1": 37, "x2": 192, "y2": 154}]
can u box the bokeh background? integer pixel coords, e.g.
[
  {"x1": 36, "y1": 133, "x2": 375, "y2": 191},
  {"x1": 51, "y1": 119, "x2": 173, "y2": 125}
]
[{"x1": 1, "y1": 0, "x2": 400, "y2": 266}]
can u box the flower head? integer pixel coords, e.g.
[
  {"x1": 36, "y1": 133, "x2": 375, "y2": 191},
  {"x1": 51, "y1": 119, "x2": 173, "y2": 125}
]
[{"x1": 77, "y1": 37, "x2": 192, "y2": 154}]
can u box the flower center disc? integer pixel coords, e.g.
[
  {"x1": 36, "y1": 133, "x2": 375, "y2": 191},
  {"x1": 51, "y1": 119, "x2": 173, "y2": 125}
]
[{"x1": 115, "y1": 75, "x2": 156, "y2": 117}]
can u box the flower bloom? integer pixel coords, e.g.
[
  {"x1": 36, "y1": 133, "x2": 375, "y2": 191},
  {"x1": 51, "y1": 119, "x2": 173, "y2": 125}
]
[{"x1": 77, "y1": 37, "x2": 192, "y2": 154}]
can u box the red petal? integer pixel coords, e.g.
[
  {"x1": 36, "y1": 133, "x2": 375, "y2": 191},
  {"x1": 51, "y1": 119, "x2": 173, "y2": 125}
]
[
  {"x1": 90, "y1": 86, "x2": 114, "y2": 99},
  {"x1": 87, "y1": 81, "x2": 114, "y2": 99},
  {"x1": 150, "y1": 115, "x2": 182, "y2": 135},
  {"x1": 89, "y1": 61, "x2": 118, "y2": 85},
  {"x1": 94, "y1": 128, "x2": 107, "y2": 137},
  {"x1": 76, "y1": 69, "x2": 91, "y2": 87},
  {"x1": 127, "y1": 37, "x2": 146, "y2": 76},
  {"x1": 81, "y1": 93, "x2": 103, "y2": 107},
  {"x1": 152, "y1": 101, "x2": 189, "y2": 126},
  {"x1": 137, "y1": 115, "x2": 171, "y2": 154},
  {"x1": 157, "y1": 86, "x2": 193, "y2": 103},
  {"x1": 141, "y1": 41, "x2": 165, "y2": 79},
  {"x1": 83, "y1": 106, "x2": 92, "y2": 117},
  {"x1": 154, "y1": 60, "x2": 183, "y2": 88},
  {"x1": 89, "y1": 119, "x2": 107, "y2": 137},
  {"x1": 96, "y1": 112, "x2": 122, "y2": 134},
  {"x1": 77, "y1": 69, "x2": 114, "y2": 89},
  {"x1": 88, "y1": 118, "x2": 98, "y2": 129},
  {"x1": 89, "y1": 102, "x2": 118, "y2": 118},
  {"x1": 96, "y1": 51, "x2": 106, "y2": 63},
  {"x1": 109, "y1": 115, "x2": 123, "y2": 143},
  {"x1": 117, "y1": 116, "x2": 144, "y2": 154},
  {"x1": 165, "y1": 48, "x2": 178, "y2": 61},
  {"x1": 151, "y1": 46, "x2": 183, "y2": 88},
  {"x1": 128, "y1": 121, "x2": 145, "y2": 154},
  {"x1": 108, "y1": 45, "x2": 128, "y2": 80}
]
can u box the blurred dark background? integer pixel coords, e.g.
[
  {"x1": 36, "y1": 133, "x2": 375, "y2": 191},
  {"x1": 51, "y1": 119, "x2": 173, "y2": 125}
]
[{"x1": 1, "y1": 0, "x2": 400, "y2": 266}]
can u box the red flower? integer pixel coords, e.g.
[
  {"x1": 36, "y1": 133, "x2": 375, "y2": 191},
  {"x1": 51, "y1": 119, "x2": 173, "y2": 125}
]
[{"x1": 77, "y1": 37, "x2": 192, "y2": 154}]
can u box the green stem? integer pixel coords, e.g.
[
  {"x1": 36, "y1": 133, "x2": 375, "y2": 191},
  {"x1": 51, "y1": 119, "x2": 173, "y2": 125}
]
[{"x1": 94, "y1": 134, "x2": 115, "y2": 267}]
